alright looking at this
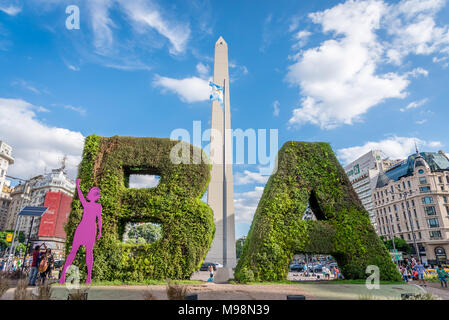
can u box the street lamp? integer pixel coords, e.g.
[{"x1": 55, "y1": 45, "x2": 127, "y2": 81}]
[{"x1": 390, "y1": 188, "x2": 421, "y2": 263}]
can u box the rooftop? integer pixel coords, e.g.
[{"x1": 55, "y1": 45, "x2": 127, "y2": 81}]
[{"x1": 376, "y1": 151, "x2": 449, "y2": 188}]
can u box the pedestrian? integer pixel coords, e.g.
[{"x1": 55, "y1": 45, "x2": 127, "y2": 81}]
[
  {"x1": 402, "y1": 265, "x2": 409, "y2": 282},
  {"x1": 413, "y1": 261, "x2": 427, "y2": 287},
  {"x1": 207, "y1": 264, "x2": 214, "y2": 282},
  {"x1": 44, "y1": 249, "x2": 55, "y2": 280},
  {"x1": 436, "y1": 265, "x2": 448, "y2": 288},
  {"x1": 28, "y1": 245, "x2": 42, "y2": 286}
]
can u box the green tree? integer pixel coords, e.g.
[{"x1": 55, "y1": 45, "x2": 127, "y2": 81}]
[
  {"x1": 236, "y1": 237, "x2": 246, "y2": 259},
  {"x1": 127, "y1": 223, "x2": 162, "y2": 243},
  {"x1": 381, "y1": 236, "x2": 412, "y2": 254}
]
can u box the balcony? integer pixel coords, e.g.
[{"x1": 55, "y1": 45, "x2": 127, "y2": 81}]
[{"x1": 0, "y1": 149, "x2": 14, "y2": 164}]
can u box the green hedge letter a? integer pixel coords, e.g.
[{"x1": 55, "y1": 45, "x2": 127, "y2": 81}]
[{"x1": 234, "y1": 141, "x2": 401, "y2": 282}]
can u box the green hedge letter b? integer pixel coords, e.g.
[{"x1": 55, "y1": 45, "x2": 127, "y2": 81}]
[
  {"x1": 65, "y1": 135, "x2": 214, "y2": 282},
  {"x1": 234, "y1": 141, "x2": 401, "y2": 282}
]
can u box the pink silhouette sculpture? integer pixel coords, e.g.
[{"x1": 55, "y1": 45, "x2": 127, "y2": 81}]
[{"x1": 59, "y1": 178, "x2": 102, "y2": 284}]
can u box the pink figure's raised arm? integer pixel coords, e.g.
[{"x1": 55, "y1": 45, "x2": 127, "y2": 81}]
[
  {"x1": 76, "y1": 178, "x2": 87, "y2": 207},
  {"x1": 97, "y1": 206, "x2": 102, "y2": 240}
]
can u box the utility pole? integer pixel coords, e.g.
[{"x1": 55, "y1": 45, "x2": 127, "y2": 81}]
[{"x1": 390, "y1": 188, "x2": 421, "y2": 263}]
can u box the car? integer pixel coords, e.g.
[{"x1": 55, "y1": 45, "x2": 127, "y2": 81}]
[
  {"x1": 307, "y1": 263, "x2": 323, "y2": 273},
  {"x1": 53, "y1": 259, "x2": 65, "y2": 269},
  {"x1": 290, "y1": 264, "x2": 305, "y2": 272},
  {"x1": 200, "y1": 262, "x2": 218, "y2": 271}
]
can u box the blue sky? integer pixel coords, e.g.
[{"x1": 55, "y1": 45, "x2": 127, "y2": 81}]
[{"x1": 1, "y1": 0, "x2": 449, "y2": 239}]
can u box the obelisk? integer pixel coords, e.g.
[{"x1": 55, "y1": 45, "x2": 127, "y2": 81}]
[{"x1": 205, "y1": 36, "x2": 236, "y2": 270}]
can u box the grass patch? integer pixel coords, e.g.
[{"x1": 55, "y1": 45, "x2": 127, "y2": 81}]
[
  {"x1": 52, "y1": 279, "x2": 203, "y2": 287},
  {"x1": 235, "y1": 279, "x2": 404, "y2": 285}
]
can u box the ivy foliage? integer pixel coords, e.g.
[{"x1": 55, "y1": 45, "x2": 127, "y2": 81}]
[
  {"x1": 64, "y1": 135, "x2": 214, "y2": 282},
  {"x1": 234, "y1": 141, "x2": 401, "y2": 282}
]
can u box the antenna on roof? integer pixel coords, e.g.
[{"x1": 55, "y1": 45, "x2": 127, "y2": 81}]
[{"x1": 414, "y1": 140, "x2": 419, "y2": 155}]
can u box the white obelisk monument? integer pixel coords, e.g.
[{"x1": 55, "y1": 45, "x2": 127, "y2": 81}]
[{"x1": 206, "y1": 36, "x2": 237, "y2": 271}]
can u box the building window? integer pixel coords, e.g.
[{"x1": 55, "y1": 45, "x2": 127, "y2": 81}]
[
  {"x1": 427, "y1": 218, "x2": 439, "y2": 228},
  {"x1": 407, "y1": 181, "x2": 411, "y2": 188},
  {"x1": 445, "y1": 206, "x2": 449, "y2": 215},
  {"x1": 392, "y1": 225, "x2": 395, "y2": 233},
  {"x1": 395, "y1": 213, "x2": 399, "y2": 221},
  {"x1": 430, "y1": 231, "x2": 442, "y2": 239},
  {"x1": 403, "y1": 182, "x2": 406, "y2": 189},
  {"x1": 398, "y1": 224, "x2": 401, "y2": 232},
  {"x1": 424, "y1": 206, "x2": 437, "y2": 216},
  {"x1": 416, "y1": 220, "x2": 420, "y2": 229},
  {"x1": 419, "y1": 177, "x2": 427, "y2": 184},
  {"x1": 406, "y1": 222, "x2": 409, "y2": 231},
  {"x1": 414, "y1": 209, "x2": 417, "y2": 218},
  {"x1": 407, "y1": 234, "x2": 411, "y2": 240},
  {"x1": 446, "y1": 176, "x2": 449, "y2": 184},
  {"x1": 420, "y1": 186, "x2": 431, "y2": 192},
  {"x1": 438, "y1": 176, "x2": 443, "y2": 184},
  {"x1": 388, "y1": 206, "x2": 391, "y2": 213},
  {"x1": 418, "y1": 232, "x2": 422, "y2": 239},
  {"x1": 400, "y1": 234, "x2": 404, "y2": 240},
  {"x1": 391, "y1": 186, "x2": 394, "y2": 193},
  {"x1": 401, "y1": 203, "x2": 405, "y2": 209},
  {"x1": 411, "y1": 199, "x2": 415, "y2": 207},
  {"x1": 422, "y1": 197, "x2": 434, "y2": 204},
  {"x1": 418, "y1": 169, "x2": 424, "y2": 174}
]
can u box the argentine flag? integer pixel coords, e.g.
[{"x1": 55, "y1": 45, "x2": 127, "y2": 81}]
[{"x1": 209, "y1": 81, "x2": 223, "y2": 104}]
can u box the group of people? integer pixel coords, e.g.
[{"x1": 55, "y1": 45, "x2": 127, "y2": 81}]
[
  {"x1": 399, "y1": 259, "x2": 427, "y2": 285},
  {"x1": 27, "y1": 243, "x2": 55, "y2": 286},
  {"x1": 398, "y1": 258, "x2": 449, "y2": 289}
]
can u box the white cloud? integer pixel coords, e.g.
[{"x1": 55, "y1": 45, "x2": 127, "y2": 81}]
[
  {"x1": 88, "y1": 0, "x2": 115, "y2": 55},
  {"x1": 292, "y1": 30, "x2": 312, "y2": 49},
  {"x1": 196, "y1": 62, "x2": 209, "y2": 78},
  {"x1": 337, "y1": 136, "x2": 443, "y2": 165},
  {"x1": 416, "y1": 119, "x2": 428, "y2": 124},
  {"x1": 287, "y1": 0, "x2": 449, "y2": 129},
  {"x1": 234, "y1": 186, "x2": 264, "y2": 224},
  {"x1": 273, "y1": 100, "x2": 280, "y2": 117},
  {"x1": 235, "y1": 170, "x2": 269, "y2": 185},
  {"x1": 153, "y1": 75, "x2": 210, "y2": 103},
  {"x1": 384, "y1": 0, "x2": 449, "y2": 64},
  {"x1": 400, "y1": 98, "x2": 428, "y2": 112},
  {"x1": 64, "y1": 105, "x2": 86, "y2": 116},
  {"x1": 0, "y1": 5, "x2": 21, "y2": 16},
  {"x1": 0, "y1": 98, "x2": 84, "y2": 179},
  {"x1": 11, "y1": 79, "x2": 41, "y2": 94},
  {"x1": 117, "y1": 0, "x2": 190, "y2": 55},
  {"x1": 129, "y1": 174, "x2": 160, "y2": 188},
  {"x1": 67, "y1": 64, "x2": 80, "y2": 71}
]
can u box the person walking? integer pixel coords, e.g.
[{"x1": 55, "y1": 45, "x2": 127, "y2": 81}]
[
  {"x1": 207, "y1": 264, "x2": 214, "y2": 282},
  {"x1": 28, "y1": 245, "x2": 42, "y2": 286},
  {"x1": 436, "y1": 265, "x2": 448, "y2": 288},
  {"x1": 44, "y1": 249, "x2": 55, "y2": 280},
  {"x1": 402, "y1": 265, "x2": 409, "y2": 282},
  {"x1": 413, "y1": 261, "x2": 427, "y2": 287}
]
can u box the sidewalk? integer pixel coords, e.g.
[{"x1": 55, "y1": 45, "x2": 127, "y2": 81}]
[{"x1": 1, "y1": 282, "x2": 427, "y2": 300}]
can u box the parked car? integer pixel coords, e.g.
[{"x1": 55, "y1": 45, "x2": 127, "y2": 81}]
[
  {"x1": 53, "y1": 259, "x2": 65, "y2": 269},
  {"x1": 290, "y1": 264, "x2": 305, "y2": 272},
  {"x1": 307, "y1": 263, "x2": 323, "y2": 273},
  {"x1": 200, "y1": 262, "x2": 218, "y2": 271}
]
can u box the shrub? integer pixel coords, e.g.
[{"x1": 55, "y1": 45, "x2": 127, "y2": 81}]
[
  {"x1": 166, "y1": 279, "x2": 189, "y2": 300},
  {"x1": 64, "y1": 136, "x2": 214, "y2": 282}
]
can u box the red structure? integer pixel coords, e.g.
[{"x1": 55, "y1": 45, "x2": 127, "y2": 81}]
[{"x1": 38, "y1": 192, "x2": 72, "y2": 239}]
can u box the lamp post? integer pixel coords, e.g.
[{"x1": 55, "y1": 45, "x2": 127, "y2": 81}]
[{"x1": 391, "y1": 188, "x2": 421, "y2": 263}]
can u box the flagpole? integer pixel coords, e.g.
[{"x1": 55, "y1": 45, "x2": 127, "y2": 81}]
[{"x1": 222, "y1": 79, "x2": 227, "y2": 268}]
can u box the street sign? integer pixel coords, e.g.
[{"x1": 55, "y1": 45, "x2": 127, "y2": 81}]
[
  {"x1": 391, "y1": 251, "x2": 403, "y2": 261},
  {"x1": 6, "y1": 233, "x2": 13, "y2": 242}
]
